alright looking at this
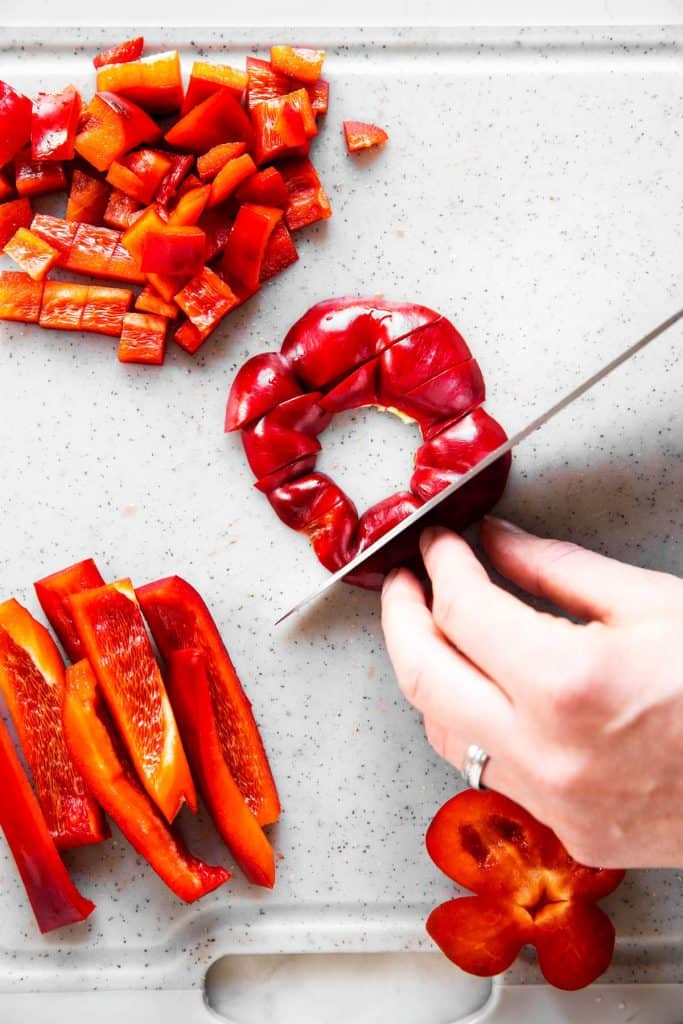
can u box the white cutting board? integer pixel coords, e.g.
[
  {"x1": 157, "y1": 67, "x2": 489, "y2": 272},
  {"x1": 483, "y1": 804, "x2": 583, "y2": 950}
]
[{"x1": 0, "y1": 22, "x2": 681, "y2": 1021}]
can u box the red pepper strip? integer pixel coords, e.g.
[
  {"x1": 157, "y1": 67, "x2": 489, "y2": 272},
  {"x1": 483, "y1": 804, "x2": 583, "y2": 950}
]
[
  {"x1": 0, "y1": 713, "x2": 95, "y2": 933},
  {"x1": 66, "y1": 170, "x2": 111, "y2": 224},
  {"x1": 135, "y1": 284, "x2": 178, "y2": 319},
  {"x1": 235, "y1": 166, "x2": 289, "y2": 209},
  {"x1": 254, "y1": 453, "x2": 318, "y2": 494},
  {"x1": 260, "y1": 220, "x2": 298, "y2": 282},
  {"x1": 270, "y1": 46, "x2": 326, "y2": 84},
  {"x1": 30, "y1": 212, "x2": 78, "y2": 256},
  {"x1": 267, "y1": 473, "x2": 359, "y2": 572},
  {"x1": 209, "y1": 154, "x2": 258, "y2": 208},
  {"x1": 168, "y1": 184, "x2": 211, "y2": 227},
  {"x1": 0, "y1": 81, "x2": 33, "y2": 168},
  {"x1": 197, "y1": 141, "x2": 247, "y2": 182},
  {"x1": 93, "y1": 36, "x2": 144, "y2": 70},
  {"x1": 14, "y1": 149, "x2": 67, "y2": 198},
  {"x1": 277, "y1": 156, "x2": 332, "y2": 231},
  {"x1": 199, "y1": 205, "x2": 234, "y2": 261},
  {"x1": 69, "y1": 580, "x2": 196, "y2": 822},
  {"x1": 141, "y1": 227, "x2": 206, "y2": 276},
  {"x1": 63, "y1": 659, "x2": 230, "y2": 903},
  {"x1": 136, "y1": 576, "x2": 281, "y2": 826},
  {"x1": 0, "y1": 270, "x2": 44, "y2": 323},
  {"x1": 34, "y1": 558, "x2": 105, "y2": 663},
  {"x1": 174, "y1": 266, "x2": 240, "y2": 337},
  {"x1": 165, "y1": 89, "x2": 255, "y2": 154},
  {"x1": 343, "y1": 120, "x2": 389, "y2": 154},
  {"x1": 31, "y1": 85, "x2": 81, "y2": 161},
  {"x1": 75, "y1": 92, "x2": 162, "y2": 172},
  {"x1": 96, "y1": 51, "x2": 184, "y2": 115},
  {"x1": 166, "y1": 649, "x2": 276, "y2": 888},
  {"x1": 410, "y1": 408, "x2": 510, "y2": 503},
  {"x1": 65, "y1": 222, "x2": 145, "y2": 283},
  {"x1": 0, "y1": 197, "x2": 33, "y2": 248},
  {"x1": 39, "y1": 282, "x2": 133, "y2": 335},
  {"x1": 251, "y1": 92, "x2": 314, "y2": 166},
  {"x1": 4, "y1": 228, "x2": 59, "y2": 281},
  {"x1": 156, "y1": 153, "x2": 193, "y2": 208},
  {"x1": 103, "y1": 188, "x2": 142, "y2": 229},
  {"x1": 121, "y1": 204, "x2": 168, "y2": 266},
  {"x1": 181, "y1": 62, "x2": 248, "y2": 116},
  {"x1": 120, "y1": 149, "x2": 173, "y2": 203},
  {"x1": 246, "y1": 57, "x2": 329, "y2": 117},
  {"x1": 0, "y1": 599, "x2": 107, "y2": 849},
  {"x1": 0, "y1": 170, "x2": 13, "y2": 201},
  {"x1": 221, "y1": 203, "x2": 283, "y2": 293},
  {"x1": 118, "y1": 311, "x2": 168, "y2": 365},
  {"x1": 244, "y1": 393, "x2": 331, "y2": 492},
  {"x1": 225, "y1": 352, "x2": 303, "y2": 431},
  {"x1": 425, "y1": 790, "x2": 625, "y2": 990}
]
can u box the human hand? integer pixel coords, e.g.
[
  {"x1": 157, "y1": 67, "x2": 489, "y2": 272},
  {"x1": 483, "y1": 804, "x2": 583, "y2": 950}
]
[{"x1": 380, "y1": 517, "x2": 683, "y2": 868}]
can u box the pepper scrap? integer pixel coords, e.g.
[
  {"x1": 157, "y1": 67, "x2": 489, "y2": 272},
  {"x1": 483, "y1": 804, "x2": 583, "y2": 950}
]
[
  {"x1": 34, "y1": 558, "x2": 105, "y2": 663},
  {"x1": 343, "y1": 120, "x2": 389, "y2": 154},
  {"x1": 425, "y1": 790, "x2": 625, "y2": 991},
  {"x1": 63, "y1": 659, "x2": 230, "y2": 903},
  {"x1": 0, "y1": 713, "x2": 95, "y2": 933},
  {"x1": 0, "y1": 599, "x2": 107, "y2": 849},
  {"x1": 93, "y1": 36, "x2": 145, "y2": 70}
]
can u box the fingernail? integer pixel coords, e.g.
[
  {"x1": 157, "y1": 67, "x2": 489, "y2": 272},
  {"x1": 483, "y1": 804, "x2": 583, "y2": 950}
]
[
  {"x1": 382, "y1": 569, "x2": 399, "y2": 595},
  {"x1": 484, "y1": 515, "x2": 523, "y2": 534},
  {"x1": 420, "y1": 526, "x2": 440, "y2": 555}
]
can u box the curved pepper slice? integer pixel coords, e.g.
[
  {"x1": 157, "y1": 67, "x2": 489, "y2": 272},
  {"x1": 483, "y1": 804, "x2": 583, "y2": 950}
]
[
  {"x1": 410, "y1": 408, "x2": 509, "y2": 503},
  {"x1": 136, "y1": 576, "x2": 280, "y2": 827},
  {"x1": 69, "y1": 579, "x2": 196, "y2": 822},
  {"x1": 221, "y1": 203, "x2": 283, "y2": 293},
  {"x1": 392, "y1": 358, "x2": 486, "y2": 440},
  {"x1": 426, "y1": 790, "x2": 625, "y2": 990},
  {"x1": 343, "y1": 120, "x2": 389, "y2": 154},
  {"x1": 166, "y1": 649, "x2": 276, "y2": 888},
  {"x1": 254, "y1": 453, "x2": 319, "y2": 494},
  {"x1": 31, "y1": 86, "x2": 81, "y2": 161},
  {"x1": 181, "y1": 61, "x2": 248, "y2": 116},
  {"x1": 156, "y1": 153, "x2": 194, "y2": 207},
  {"x1": 66, "y1": 170, "x2": 111, "y2": 225},
  {"x1": 208, "y1": 153, "x2": 257, "y2": 208},
  {"x1": 96, "y1": 51, "x2": 184, "y2": 116},
  {"x1": 243, "y1": 391, "x2": 331, "y2": 483},
  {"x1": 164, "y1": 89, "x2": 254, "y2": 154},
  {"x1": 379, "y1": 319, "x2": 471, "y2": 397},
  {"x1": 64, "y1": 660, "x2": 230, "y2": 903},
  {"x1": 0, "y1": 713, "x2": 95, "y2": 933},
  {"x1": 343, "y1": 491, "x2": 422, "y2": 590},
  {"x1": 34, "y1": 558, "x2": 105, "y2": 663},
  {"x1": 93, "y1": 36, "x2": 144, "y2": 70},
  {"x1": 75, "y1": 92, "x2": 162, "y2": 173},
  {"x1": 0, "y1": 81, "x2": 33, "y2": 168},
  {"x1": 226, "y1": 352, "x2": 303, "y2": 431},
  {"x1": 267, "y1": 472, "x2": 359, "y2": 571},
  {"x1": 0, "y1": 599, "x2": 107, "y2": 849}
]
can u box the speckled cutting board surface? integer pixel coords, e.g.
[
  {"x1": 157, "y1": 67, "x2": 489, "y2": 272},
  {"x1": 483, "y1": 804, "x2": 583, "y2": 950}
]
[{"x1": 0, "y1": 25, "x2": 681, "y2": 996}]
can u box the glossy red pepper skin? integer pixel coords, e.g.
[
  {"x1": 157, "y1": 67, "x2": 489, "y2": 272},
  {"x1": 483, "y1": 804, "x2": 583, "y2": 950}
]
[
  {"x1": 0, "y1": 81, "x2": 33, "y2": 168},
  {"x1": 165, "y1": 89, "x2": 254, "y2": 154},
  {"x1": 221, "y1": 203, "x2": 283, "y2": 294},
  {"x1": 63, "y1": 659, "x2": 230, "y2": 903},
  {"x1": 426, "y1": 790, "x2": 625, "y2": 990},
  {"x1": 0, "y1": 197, "x2": 33, "y2": 249},
  {"x1": 156, "y1": 153, "x2": 193, "y2": 207},
  {"x1": 267, "y1": 472, "x2": 359, "y2": 571},
  {"x1": 31, "y1": 86, "x2": 81, "y2": 161},
  {"x1": 34, "y1": 558, "x2": 105, "y2": 663},
  {"x1": 235, "y1": 166, "x2": 289, "y2": 209},
  {"x1": 66, "y1": 170, "x2": 111, "y2": 225},
  {"x1": 93, "y1": 36, "x2": 144, "y2": 70},
  {"x1": 0, "y1": 713, "x2": 95, "y2": 933},
  {"x1": 260, "y1": 220, "x2": 298, "y2": 282},
  {"x1": 343, "y1": 120, "x2": 389, "y2": 153},
  {"x1": 96, "y1": 51, "x2": 184, "y2": 116},
  {"x1": 226, "y1": 352, "x2": 303, "y2": 430},
  {"x1": 278, "y1": 156, "x2": 332, "y2": 231},
  {"x1": 75, "y1": 92, "x2": 162, "y2": 172},
  {"x1": 242, "y1": 392, "x2": 330, "y2": 482},
  {"x1": 141, "y1": 226, "x2": 206, "y2": 277},
  {"x1": 136, "y1": 576, "x2": 280, "y2": 827},
  {"x1": 343, "y1": 492, "x2": 423, "y2": 589}
]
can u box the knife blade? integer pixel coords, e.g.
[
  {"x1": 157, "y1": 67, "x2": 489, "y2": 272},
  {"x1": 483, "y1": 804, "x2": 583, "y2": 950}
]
[{"x1": 275, "y1": 307, "x2": 683, "y2": 625}]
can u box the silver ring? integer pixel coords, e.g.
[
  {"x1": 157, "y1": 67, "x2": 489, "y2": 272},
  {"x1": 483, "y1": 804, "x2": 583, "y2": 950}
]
[{"x1": 462, "y1": 744, "x2": 490, "y2": 790}]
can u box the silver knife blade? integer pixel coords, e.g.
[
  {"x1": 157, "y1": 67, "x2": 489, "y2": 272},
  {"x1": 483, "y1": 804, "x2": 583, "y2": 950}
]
[{"x1": 275, "y1": 307, "x2": 683, "y2": 625}]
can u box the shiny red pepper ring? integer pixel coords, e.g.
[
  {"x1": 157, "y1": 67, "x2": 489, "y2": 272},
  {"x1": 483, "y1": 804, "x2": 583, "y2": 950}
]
[{"x1": 226, "y1": 298, "x2": 511, "y2": 588}]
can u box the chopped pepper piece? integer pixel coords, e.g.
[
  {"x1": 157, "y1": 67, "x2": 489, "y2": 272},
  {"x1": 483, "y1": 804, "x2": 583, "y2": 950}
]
[
  {"x1": 63, "y1": 659, "x2": 230, "y2": 903},
  {"x1": 270, "y1": 46, "x2": 326, "y2": 83},
  {"x1": 3, "y1": 228, "x2": 58, "y2": 281},
  {"x1": 343, "y1": 120, "x2": 389, "y2": 153},
  {"x1": 34, "y1": 558, "x2": 105, "y2": 663},
  {"x1": 0, "y1": 270, "x2": 44, "y2": 323},
  {"x1": 235, "y1": 166, "x2": 289, "y2": 209},
  {"x1": 135, "y1": 284, "x2": 178, "y2": 319},
  {"x1": 225, "y1": 352, "x2": 303, "y2": 430},
  {"x1": 0, "y1": 197, "x2": 33, "y2": 248},
  {"x1": 39, "y1": 282, "x2": 133, "y2": 335},
  {"x1": 66, "y1": 169, "x2": 111, "y2": 224},
  {"x1": 31, "y1": 86, "x2": 81, "y2": 161},
  {"x1": 156, "y1": 153, "x2": 193, "y2": 207},
  {"x1": 103, "y1": 188, "x2": 142, "y2": 229},
  {"x1": 197, "y1": 141, "x2": 247, "y2": 182},
  {"x1": 0, "y1": 81, "x2": 33, "y2": 168},
  {"x1": 0, "y1": 599, "x2": 107, "y2": 849},
  {"x1": 14, "y1": 150, "x2": 67, "y2": 197},
  {"x1": 259, "y1": 220, "x2": 298, "y2": 282},
  {"x1": 75, "y1": 92, "x2": 161, "y2": 172},
  {"x1": 93, "y1": 36, "x2": 144, "y2": 70},
  {"x1": 121, "y1": 204, "x2": 167, "y2": 266},
  {"x1": 246, "y1": 57, "x2": 329, "y2": 116},
  {"x1": 165, "y1": 88, "x2": 254, "y2": 154},
  {"x1": 208, "y1": 153, "x2": 257, "y2": 207},
  {"x1": 242, "y1": 392, "x2": 330, "y2": 482},
  {"x1": 174, "y1": 266, "x2": 239, "y2": 338},
  {"x1": 96, "y1": 51, "x2": 184, "y2": 115},
  {"x1": 199, "y1": 204, "x2": 234, "y2": 261},
  {"x1": 118, "y1": 311, "x2": 167, "y2": 365},
  {"x1": 141, "y1": 226, "x2": 206, "y2": 276},
  {"x1": 107, "y1": 149, "x2": 172, "y2": 205},
  {"x1": 167, "y1": 184, "x2": 211, "y2": 227},
  {"x1": 30, "y1": 212, "x2": 78, "y2": 256},
  {"x1": 278, "y1": 156, "x2": 332, "y2": 231},
  {"x1": 221, "y1": 203, "x2": 283, "y2": 294},
  {"x1": 181, "y1": 61, "x2": 248, "y2": 115},
  {"x1": 267, "y1": 472, "x2": 359, "y2": 572},
  {"x1": 251, "y1": 89, "x2": 316, "y2": 165}
]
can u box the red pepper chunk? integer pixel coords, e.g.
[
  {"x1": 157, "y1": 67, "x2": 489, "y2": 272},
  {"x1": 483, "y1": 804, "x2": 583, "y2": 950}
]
[
  {"x1": 235, "y1": 167, "x2": 289, "y2": 209},
  {"x1": 66, "y1": 170, "x2": 111, "y2": 225},
  {"x1": 118, "y1": 312, "x2": 167, "y2": 365},
  {"x1": 0, "y1": 713, "x2": 95, "y2": 933},
  {"x1": 165, "y1": 89, "x2": 254, "y2": 154},
  {"x1": 39, "y1": 282, "x2": 133, "y2": 336},
  {"x1": 426, "y1": 791, "x2": 625, "y2": 990},
  {"x1": 242, "y1": 391, "x2": 330, "y2": 483},
  {"x1": 278, "y1": 156, "x2": 332, "y2": 231},
  {"x1": 167, "y1": 650, "x2": 276, "y2": 888},
  {"x1": 0, "y1": 599, "x2": 107, "y2": 849},
  {"x1": 103, "y1": 189, "x2": 142, "y2": 229},
  {"x1": 107, "y1": 149, "x2": 172, "y2": 205},
  {"x1": 141, "y1": 227, "x2": 206, "y2": 277},
  {"x1": 31, "y1": 86, "x2": 81, "y2": 161},
  {"x1": 197, "y1": 142, "x2": 248, "y2": 182},
  {"x1": 96, "y1": 51, "x2": 184, "y2": 116},
  {"x1": 75, "y1": 92, "x2": 162, "y2": 172},
  {"x1": 260, "y1": 220, "x2": 298, "y2": 282},
  {"x1": 136, "y1": 576, "x2": 281, "y2": 827},
  {"x1": 14, "y1": 150, "x2": 67, "y2": 198},
  {"x1": 343, "y1": 120, "x2": 389, "y2": 154},
  {"x1": 181, "y1": 61, "x2": 248, "y2": 116},
  {"x1": 4, "y1": 228, "x2": 58, "y2": 281},
  {"x1": 246, "y1": 57, "x2": 329, "y2": 117},
  {"x1": 208, "y1": 154, "x2": 257, "y2": 208},
  {"x1": 0, "y1": 198, "x2": 33, "y2": 248},
  {"x1": 63, "y1": 659, "x2": 230, "y2": 903},
  {"x1": 225, "y1": 352, "x2": 303, "y2": 431},
  {"x1": 34, "y1": 558, "x2": 105, "y2": 663},
  {"x1": 0, "y1": 81, "x2": 33, "y2": 168},
  {"x1": 174, "y1": 266, "x2": 239, "y2": 339},
  {"x1": 0, "y1": 270, "x2": 44, "y2": 323},
  {"x1": 222, "y1": 204, "x2": 283, "y2": 294},
  {"x1": 93, "y1": 36, "x2": 144, "y2": 70},
  {"x1": 135, "y1": 284, "x2": 178, "y2": 319},
  {"x1": 270, "y1": 46, "x2": 326, "y2": 84},
  {"x1": 156, "y1": 153, "x2": 193, "y2": 207},
  {"x1": 121, "y1": 204, "x2": 168, "y2": 266},
  {"x1": 251, "y1": 90, "x2": 316, "y2": 166},
  {"x1": 268, "y1": 472, "x2": 359, "y2": 571},
  {"x1": 69, "y1": 580, "x2": 197, "y2": 822},
  {"x1": 168, "y1": 184, "x2": 211, "y2": 227}
]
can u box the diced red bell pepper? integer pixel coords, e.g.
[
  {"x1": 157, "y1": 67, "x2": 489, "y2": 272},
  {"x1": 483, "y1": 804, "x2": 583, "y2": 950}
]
[
  {"x1": 63, "y1": 222, "x2": 144, "y2": 283},
  {"x1": 0, "y1": 599, "x2": 107, "y2": 849},
  {"x1": 103, "y1": 188, "x2": 142, "y2": 229},
  {"x1": 106, "y1": 162, "x2": 152, "y2": 204},
  {"x1": 174, "y1": 266, "x2": 240, "y2": 339},
  {"x1": 96, "y1": 51, "x2": 184, "y2": 115},
  {"x1": 410, "y1": 408, "x2": 510, "y2": 504},
  {"x1": 267, "y1": 472, "x2": 359, "y2": 572},
  {"x1": 14, "y1": 149, "x2": 67, "y2": 197},
  {"x1": 251, "y1": 89, "x2": 316, "y2": 166},
  {"x1": 378, "y1": 318, "x2": 471, "y2": 398},
  {"x1": 181, "y1": 61, "x2": 248, "y2": 116},
  {"x1": 208, "y1": 153, "x2": 257, "y2": 207},
  {"x1": 165, "y1": 88, "x2": 255, "y2": 154},
  {"x1": 168, "y1": 184, "x2": 211, "y2": 227},
  {"x1": 118, "y1": 311, "x2": 167, "y2": 365},
  {"x1": 4, "y1": 228, "x2": 58, "y2": 281},
  {"x1": 147, "y1": 271, "x2": 188, "y2": 304},
  {"x1": 221, "y1": 203, "x2": 283, "y2": 294},
  {"x1": 173, "y1": 319, "x2": 206, "y2": 355},
  {"x1": 199, "y1": 204, "x2": 234, "y2": 261},
  {"x1": 121, "y1": 204, "x2": 168, "y2": 267},
  {"x1": 246, "y1": 57, "x2": 329, "y2": 117},
  {"x1": 166, "y1": 649, "x2": 276, "y2": 888},
  {"x1": 0, "y1": 197, "x2": 33, "y2": 248},
  {"x1": 66, "y1": 169, "x2": 111, "y2": 224},
  {"x1": 75, "y1": 92, "x2": 161, "y2": 172},
  {"x1": 235, "y1": 166, "x2": 289, "y2": 209},
  {"x1": 135, "y1": 284, "x2": 179, "y2": 319},
  {"x1": 31, "y1": 85, "x2": 81, "y2": 161},
  {"x1": 34, "y1": 558, "x2": 105, "y2": 663},
  {"x1": 63, "y1": 659, "x2": 230, "y2": 903},
  {"x1": 156, "y1": 153, "x2": 193, "y2": 207},
  {"x1": 225, "y1": 352, "x2": 303, "y2": 430},
  {"x1": 39, "y1": 282, "x2": 88, "y2": 330},
  {"x1": 0, "y1": 713, "x2": 95, "y2": 933},
  {"x1": 107, "y1": 149, "x2": 172, "y2": 205},
  {"x1": 343, "y1": 120, "x2": 389, "y2": 153},
  {"x1": 176, "y1": 172, "x2": 202, "y2": 198},
  {"x1": 270, "y1": 46, "x2": 326, "y2": 83},
  {"x1": 136, "y1": 576, "x2": 281, "y2": 826},
  {"x1": 278, "y1": 156, "x2": 332, "y2": 231},
  {"x1": 0, "y1": 170, "x2": 13, "y2": 201},
  {"x1": 141, "y1": 226, "x2": 206, "y2": 276},
  {"x1": 93, "y1": 36, "x2": 144, "y2": 70},
  {"x1": 197, "y1": 141, "x2": 247, "y2": 182},
  {"x1": 0, "y1": 81, "x2": 33, "y2": 168},
  {"x1": 30, "y1": 212, "x2": 78, "y2": 256},
  {"x1": 108, "y1": 239, "x2": 147, "y2": 283},
  {"x1": 0, "y1": 270, "x2": 44, "y2": 323},
  {"x1": 39, "y1": 282, "x2": 133, "y2": 335},
  {"x1": 260, "y1": 220, "x2": 298, "y2": 282}
]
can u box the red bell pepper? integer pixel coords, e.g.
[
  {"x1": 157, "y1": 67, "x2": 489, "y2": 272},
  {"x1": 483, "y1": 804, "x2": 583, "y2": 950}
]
[
  {"x1": 221, "y1": 203, "x2": 283, "y2": 293},
  {"x1": 121, "y1": 204, "x2": 168, "y2": 266},
  {"x1": 254, "y1": 454, "x2": 318, "y2": 494},
  {"x1": 277, "y1": 156, "x2": 332, "y2": 231},
  {"x1": 30, "y1": 212, "x2": 77, "y2": 255},
  {"x1": 0, "y1": 81, "x2": 33, "y2": 168},
  {"x1": 343, "y1": 120, "x2": 389, "y2": 154},
  {"x1": 251, "y1": 89, "x2": 316, "y2": 166},
  {"x1": 267, "y1": 472, "x2": 359, "y2": 571},
  {"x1": 425, "y1": 790, "x2": 625, "y2": 990},
  {"x1": 174, "y1": 266, "x2": 240, "y2": 340},
  {"x1": 31, "y1": 86, "x2": 81, "y2": 161},
  {"x1": 0, "y1": 713, "x2": 95, "y2": 933},
  {"x1": 4, "y1": 228, "x2": 59, "y2": 281},
  {"x1": 270, "y1": 46, "x2": 326, "y2": 84},
  {"x1": 235, "y1": 166, "x2": 289, "y2": 209},
  {"x1": 93, "y1": 36, "x2": 144, "y2": 70},
  {"x1": 0, "y1": 170, "x2": 13, "y2": 201},
  {"x1": 39, "y1": 282, "x2": 133, "y2": 335},
  {"x1": 118, "y1": 311, "x2": 168, "y2": 365},
  {"x1": 147, "y1": 271, "x2": 188, "y2": 305},
  {"x1": 0, "y1": 270, "x2": 44, "y2": 323},
  {"x1": 103, "y1": 188, "x2": 142, "y2": 229},
  {"x1": 246, "y1": 57, "x2": 329, "y2": 117},
  {"x1": 107, "y1": 149, "x2": 172, "y2": 205},
  {"x1": 156, "y1": 153, "x2": 193, "y2": 207},
  {"x1": 166, "y1": 649, "x2": 276, "y2": 888},
  {"x1": 225, "y1": 352, "x2": 303, "y2": 430},
  {"x1": 181, "y1": 61, "x2": 248, "y2": 116},
  {"x1": 63, "y1": 659, "x2": 230, "y2": 903},
  {"x1": 136, "y1": 576, "x2": 281, "y2": 826},
  {"x1": 34, "y1": 558, "x2": 105, "y2": 663},
  {"x1": 141, "y1": 226, "x2": 206, "y2": 276},
  {"x1": 34, "y1": 218, "x2": 147, "y2": 283},
  {"x1": 242, "y1": 392, "x2": 330, "y2": 483},
  {"x1": 319, "y1": 357, "x2": 380, "y2": 414},
  {"x1": 14, "y1": 149, "x2": 67, "y2": 198},
  {"x1": 96, "y1": 51, "x2": 184, "y2": 115},
  {"x1": 0, "y1": 599, "x2": 107, "y2": 849},
  {"x1": 75, "y1": 92, "x2": 162, "y2": 172},
  {"x1": 260, "y1": 220, "x2": 298, "y2": 282},
  {"x1": 66, "y1": 170, "x2": 111, "y2": 225},
  {"x1": 167, "y1": 184, "x2": 211, "y2": 227},
  {"x1": 197, "y1": 141, "x2": 247, "y2": 182},
  {"x1": 0, "y1": 197, "x2": 33, "y2": 249},
  {"x1": 165, "y1": 88, "x2": 254, "y2": 154},
  {"x1": 410, "y1": 408, "x2": 510, "y2": 503},
  {"x1": 135, "y1": 284, "x2": 179, "y2": 319},
  {"x1": 69, "y1": 579, "x2": 196, "y2": 823},
  {"x1": 208, "y1": 153, "x2": 257, "y2": 208},
  {"x1": 389, "y1": 357, "x2": 486, "y2": 440},
  {"x1": 173, "y1": 319, "x2": 205, "y2": 355},
  {"x1": 175, "y1": 172, "x2": 202, "y2": 198},
  {"x1": 198, "y1": 205, "x2": 234, "y2": 261},
  {"x1": 343, "y1": 492, "x2": 423, "y2": 589}
]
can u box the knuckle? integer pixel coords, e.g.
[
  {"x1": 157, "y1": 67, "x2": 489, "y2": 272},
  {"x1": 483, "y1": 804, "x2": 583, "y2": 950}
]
[
  {"x1": 431, "y1": 588, "x2": 460, "y2": 633},
  {"x1": 546, "y1": 625, "x2": 608, "y2": 720}
]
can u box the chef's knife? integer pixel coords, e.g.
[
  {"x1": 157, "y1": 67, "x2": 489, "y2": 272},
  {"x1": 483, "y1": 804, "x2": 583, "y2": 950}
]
[{"x1": 276, "y1": 307, "x2": 683, "y2": 625}]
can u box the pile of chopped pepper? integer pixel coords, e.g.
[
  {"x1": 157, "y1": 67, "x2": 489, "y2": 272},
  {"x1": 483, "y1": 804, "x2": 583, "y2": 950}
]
[
  {"x1": 0, "y1": 40, "x2": 334, "y2": 363},
  {"x1": 0, "y1": 560, "x2": 279, "y2": 933}
]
